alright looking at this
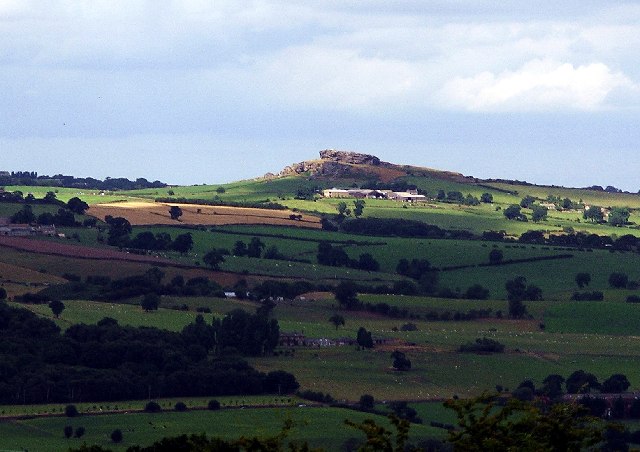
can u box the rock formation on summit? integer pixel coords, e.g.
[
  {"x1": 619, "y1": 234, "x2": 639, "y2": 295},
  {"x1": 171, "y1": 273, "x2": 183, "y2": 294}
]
[
  {"x1": 275, "y1": 150, "x2": 384, "y2": 179},
  {"x1": 318, "y1": 150, "x2": 380, "y2": 166}
]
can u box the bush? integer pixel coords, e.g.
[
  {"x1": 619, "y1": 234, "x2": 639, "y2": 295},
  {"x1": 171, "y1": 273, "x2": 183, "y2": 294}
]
[
  {"x1": 609, "y1": 272, "x2": 629, "y2": 288},
  {"x1": 64, "y1": 404, "x2": 79, "y2": 417},
  {"x1": 571, "y1": 291, "x2": 604, "y2": 301},
  {"x1": 207, "y1": 399, "x2": 221, "y2": 410},
  {"x1": 627, "y1": 295, "x2": 640, "y2": 303},
  {"x1": 459, "y1": 337, "x2": 505, "y2": 354},
  {"x1": 74, "y1": 426, "x2": 85, "y2": 438},
  {"x1": 174, "y1": 401, "x2": 188, "y2": 411},
  {"x1": 111, "y1": 429, "x2": 123, "y2": 443},
  {"x1": 400, "y1": 323, "x2": 418, "y2": 331},
  {"x1": 144, "y1": 401, "x2": 162, "y2": 413}
]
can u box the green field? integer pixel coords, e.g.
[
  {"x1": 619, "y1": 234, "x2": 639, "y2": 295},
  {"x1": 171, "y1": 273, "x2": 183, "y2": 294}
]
[{"x1": 0, "y1": 406, "x2": 443, "y2": 451}]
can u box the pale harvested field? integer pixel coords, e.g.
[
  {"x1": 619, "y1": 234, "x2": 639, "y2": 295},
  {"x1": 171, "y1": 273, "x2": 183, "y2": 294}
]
[{"x1": 88, "y1": 202, "x2": 322, "y2": 228}]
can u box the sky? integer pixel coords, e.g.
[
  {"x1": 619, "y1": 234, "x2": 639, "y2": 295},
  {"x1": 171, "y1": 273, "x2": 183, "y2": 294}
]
[{"x1": 1, "y1": 1, "x2": 639, "y2": 190}]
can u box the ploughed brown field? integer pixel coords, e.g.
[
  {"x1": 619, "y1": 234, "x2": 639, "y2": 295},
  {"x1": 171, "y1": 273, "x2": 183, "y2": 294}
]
[{"x1": 87, "y1": 201, "x2": 322, "y2": 228}]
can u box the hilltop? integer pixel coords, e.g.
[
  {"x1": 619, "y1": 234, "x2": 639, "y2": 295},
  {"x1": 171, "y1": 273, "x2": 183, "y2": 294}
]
[{"x1": 265, "y1": 149, "x2": 475, "y2": 185}]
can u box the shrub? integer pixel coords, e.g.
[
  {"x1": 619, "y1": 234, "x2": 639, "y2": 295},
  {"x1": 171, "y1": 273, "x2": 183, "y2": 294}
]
[
  {"x1": 459, "y1": 337, "x2": 505, "y2": 354},
  {"x1": 174, "y1": 401, "x2": 188, "y2": 412},
  {"x1": 609, "y1": 272, "x2": 629, "y2": 288},
  {"x1": 207, "y1": 399, "x2": 221, "y2": 410},
  {"x1": 74, "y1": 426, "x2": 85, "y2": 438},
  {"x1": 627, "y1": 295, "x2": 640, "y2": 303},
  {"x1": 400, "y1": 323, "x2": 418, "y2": 331},
  {"x1": 64, "y1": 404, "x2": 79, "y2": 417},
  {"x1": 144, "y1": 401, "x2": 162, "y2": 413},
  {"x1": 111, "y1": 429, "x2": 123, "y2": 443}
]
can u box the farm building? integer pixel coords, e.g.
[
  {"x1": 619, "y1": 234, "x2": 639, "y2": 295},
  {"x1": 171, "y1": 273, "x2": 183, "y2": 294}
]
[
  {"x1": 0, "y1": 224, "x2": 56, "y2": 237},
  {"x1": 388, "y1": 192, "x2": 427, "y2": 202}
]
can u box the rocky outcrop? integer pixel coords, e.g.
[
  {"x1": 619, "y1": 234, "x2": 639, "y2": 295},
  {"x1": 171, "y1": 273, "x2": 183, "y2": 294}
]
[
  {"x1": 274, "y1": 150, "x2": 383, "y2": 179},
  {"x1": 318, "y1": 150, "x2": 380, "y2": 166}
]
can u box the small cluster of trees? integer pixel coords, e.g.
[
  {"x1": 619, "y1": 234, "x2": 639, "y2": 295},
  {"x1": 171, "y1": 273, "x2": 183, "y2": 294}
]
[
  {"x1": 317, "y1": 242, "x2": 380, "y2": 272},
  {"x1": 459, "y1": 337, "x2": 505, "y2": 354},
  {"x1": 19, "y1": 268, "x2": 226, "y2": 304},
  {"x1": 512, "y1": 370, "x2": 631, "y2": 401},
  {"x1": 436, "y1": 190, "x2": 480, "y2": 206},
  {"x1": 336, "y1": 200, "x2": 366, "y2": 218},
  {"x1": 506, "y1": 276, "x2": 542, "y2": 318},
  {"x1": 104, "y1": 217, "x2": 194, "y2": 253}
]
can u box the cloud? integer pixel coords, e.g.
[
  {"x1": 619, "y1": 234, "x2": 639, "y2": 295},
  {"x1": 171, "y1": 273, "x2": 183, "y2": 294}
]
[{"x1": 439, "y1": 59, "x2": 637, "y2": 111}]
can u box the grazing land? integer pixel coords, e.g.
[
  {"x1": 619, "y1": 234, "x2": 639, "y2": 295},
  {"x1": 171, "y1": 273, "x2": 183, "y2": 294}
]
[{"x1": 2, "y1": 153, "x2": 640, "y2": 449}]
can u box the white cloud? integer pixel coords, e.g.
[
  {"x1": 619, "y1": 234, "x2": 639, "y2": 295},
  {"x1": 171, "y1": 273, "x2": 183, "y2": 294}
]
[{"x1": 440, "y1": 59, "x2": 637, "y2": 111}]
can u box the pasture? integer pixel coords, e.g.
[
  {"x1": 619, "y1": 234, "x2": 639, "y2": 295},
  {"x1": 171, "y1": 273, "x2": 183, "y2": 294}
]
[{"x1": 0, "y1": 406, "x2": 443, "y2": 451}]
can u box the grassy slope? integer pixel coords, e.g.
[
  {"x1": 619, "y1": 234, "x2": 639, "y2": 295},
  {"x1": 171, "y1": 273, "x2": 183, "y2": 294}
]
[{"x1": 0, "y1": 407, "x2": 442, "y2": 451}]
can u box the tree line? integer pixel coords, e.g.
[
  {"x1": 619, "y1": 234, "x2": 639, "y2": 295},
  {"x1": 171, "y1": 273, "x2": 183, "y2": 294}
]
[{"x1": 0, "y1": 302, "x2": 296, "y2": 405}]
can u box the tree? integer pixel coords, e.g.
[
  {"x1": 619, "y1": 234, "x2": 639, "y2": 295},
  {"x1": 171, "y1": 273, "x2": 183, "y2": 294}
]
[
  {"x1": 540, "y1": 374, "x2": 565, "y2": 398},
  {"x1": 391, "y1": 350, "x2": 411, "y2": 371},
  {"x1": 0, "y1": 287, "x2": 6, "y2": 300},
  {"x1": 49, "y1": 299, "x2": 65, "y2": 318},
  {"x1": 144, "y1": 401, "x2": 162, "y2": 413},
  {"x1": 233, "y1": 240, "x2": 247, "y2": 256},
  {"x1": 359, "y1": 394, "x2": 375, "y2": 410},
  {"x1": 583, "y1": 206, "x2": 604, "y2": 223},
  {"x1": 609, "y1": 207, "x2": 630, "y2": 227},
  {"x1": 141, "y1": 293, "x2": 160, "y2": 312},
  {"x1": 358, "y1": 253, "x2": 379, "y2": 271},
  {"x1": 64, "y1": 425, "x2": 73, "y2": 438},
  {"x1": 503, "y1": 205, "x2": 526, "y2": 221},
  {"x1": 488, "y1": 249, "x2": 503, "y2": 264},
  {"x1": 105, "y1": 216, "x2": 132, "y2": 247},
  {"x1": 207, "y1": 399, "x2": 221, "y2": 410},
  {"x1": 353, "y1": 199, "x2": 365, "y2": 218},
  {"x1": 531, "y1": 205, "x2": 548, "y2": 222},
  {"x1": 566, "y1": 370, "x2": 600, "y2": 394},
  {"x1": 520, "y1": 195, "x2": 536, "y2": 208},
  {"x1": 575, "y1": 272, "x2": 591, "y2": 288},
  {"x1": 601, "y1": 374, "x2": 630, "y2": 393},
  {"x1": 356, "y1": 327, "x2": 374, "y2": 348},
  {"x1": 337, "y1": 201, "x2": 350, "y2": 217},
  {"x1": 609, "y1": 272, "x2": 629, "y2": 288},
  {"x1": 203, "y1": 249, "x2": 225, "y2": 270},
  {"x1": 328, "y1": 314, "x2": 345, "y2": 330},
  {"x1": 246, "y1": 237, "x2": 266, "y2": 258},
  {"x1": 74, "y1": 426, "x2": 86, "y2": 438},
  {"x1": 67, "y1": 197, "x2": 89, "y2": 214},
  {"x1": 11, "y1": 205, "x2": 36, "y2": 224},
  {"x1": 169, "y1": 205, "x2": 183, "y2": 220},
  {"x1": 480, "y1": 193, "x2": 493, "y2": 203},
  {"x1": 65, "y1": 404, "x2": 79, "y2": 417},
  {"x1": 172, "y1": 233, "x2": 193, "y2": 254},
  {"x1": 334, "y1": 281, "x2": 359, "y2": 310},
  {"x1": 444, "y1": 394, "x2": 603, "y2": 451},
  {"x1": 111, "y1": 429, "x2": 123, "y2": 443}
]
